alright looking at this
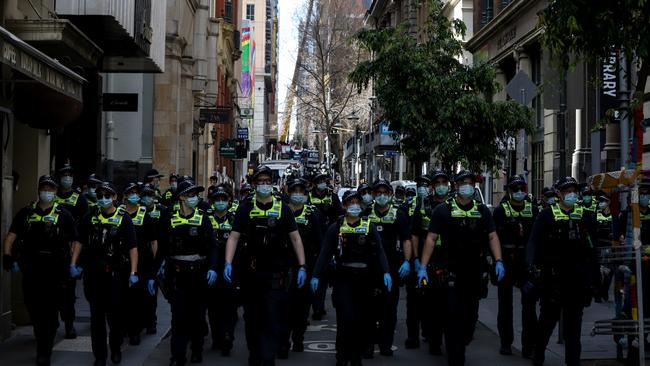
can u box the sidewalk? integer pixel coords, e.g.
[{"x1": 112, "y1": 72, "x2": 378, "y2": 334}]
[
  {"x1": 478, "y1": 285, "x2": 619, "y2": 362},
  {"x1": 0, "y1": 282, "x2": 171, "y2": 365}
]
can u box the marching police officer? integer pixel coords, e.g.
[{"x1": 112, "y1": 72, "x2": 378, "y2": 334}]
[
  {"x1": 223, "y1": 165, "x2": 307, "y2": 366},
  {"x1": 206, "y1": 184, "x2": 239, "y2": 356},
  {"x1": 418, "y1": 170, "x2": 505, "y2": 366},
  {"x1": 84, "y1": 174, "x2": 103, "y2": 211},
  {"x1": 122, "y1": 183, "x2": 157, "y2": 345},
  {"x1": 2, "y1": 175, "x2": 78, "y2": 366},
  {"x1": 162, "y1": 173, "x2": 179, "y2": 207},
  {"x1": 56, "y1": 164, "x2": 89, "y2": 339},
  {"x1": 367, "y1": 179, "x2": 412, "y2": 356},
  {"x1": 311, "y1": 190, "x2": 391, "y2": 366},
  {"x1": 394, "y1": 185, "x2": 406, "y2": 206},
  {"x1": 579, "y1": 184, "x2": 596, "y2": 212},
  {"x1": 409, "y1": 170, "x2": 449, "y2": 354},
  {"x1": 158, "y1": 179, "x2": 218, "y2": 365},
  {"x1": 492, "y1": 175, "x2": 539, "y2": 357},
  {"x1": 284, "y1": 178, "x2": 323, "y2": 354},
  {"x1": 539, "y1": 187, "x2": 557, "y2": 209},
  {"x1": 526, "y1": 176, "x2": 598, "y2": 366},
  {"x1": 144, "y1": 169, "x2": 165, "y2": 200},
  {"x1": 140, "y1": 183, "x2": 165, "y2": 334},
  {"x1": 76, "y1": 181, "x2": 139, "y2": 366},
  {"x1": 594, "y1": 192, "x2": 614, "y2": 302},
  {"x1": 357, "y1": 183, "x2": 373, "y2": 215},
  {"x1": 309, "y1": 171, "x2": 343, "y2": 226}
]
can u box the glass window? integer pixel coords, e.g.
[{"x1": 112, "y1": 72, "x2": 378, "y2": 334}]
[{"x1": 246, "y1": 4, "x2": 255, "y2": 20}]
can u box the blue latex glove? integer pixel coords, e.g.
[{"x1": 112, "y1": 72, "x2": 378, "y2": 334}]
[
  {"x1": 414, "y1": 258, "x2": 422, "y2": 272},
  {"x1": 157, "y1": 262, "x2": 165, "y2": 279},
  {"x1": 297, "y1": 267, "x2": 307, "y2": 288},
  {"x1": 384, "y1": 273, "x2": 392, "y2": 292},
  {"x1": 11, "y1": 262, "x2": 20, "y2": 273},
  {"x1": 207, "y1": 269, "x2": 218, "y2": 286},
  {"x1": 398, "y1": 260, "x2": 410, "y2": 279},
  {"x1": 69, "y1": 264, "x2": 82, "y2": 278},
  {"x1": 129, "y1": 273, "x2": 139, "y2": 288},
  {"x1": 223, "y1": 262, "x2": 232, "y2": 283},
  {"x1": 417, "y1": 266, "x2": 428, "y2": 287},
  {"x1": 147, "y1": 279, "x2": 156, "y2": 296},
  {"x1": 495, "y1": 260, "x2": 506, "y2": 282},
  {"x1": 522, "y1": 281, "x2": 535, "y2": 295},
  {"x1": 310, "y1": 277, "x2": 320, "y2": 293}
]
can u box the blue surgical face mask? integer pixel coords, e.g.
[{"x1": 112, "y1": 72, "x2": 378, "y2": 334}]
[
  {"x1": 417, "y1": 186, "x2": 430, "y2": 198},
  {"x1": 61, "y1": 176, "x2": 73, "y2": 190},
  {"x1": 88, "y1": 187, "x2": 97, "y2": 198},
  {"x1": 256, "y1": 184, "x2": 273, "y2": 197},
  {"x1": 97, "y1": 197, "x2": 113, "y2": 208},
  {"x1": 511, "y1": 191, "x2": 527, "y2": 202},
  {"x1": 640, "y1": 195, "x2": 650, "y2": 207},
  {"x1": 583, "y1": 195, "x2": 592, "y2": 204},
  {"x1": 347, "y1": 204, "x2": 362, "y2": 217},
  {"x1": 547, "y1": 197, "x2": 556, "y2": 205},
  {"x1": 362, "y1": 193, "x2": 373, "y2": 205},
  {"x1": 394, "y1": 197, "x2": 404, "y2": 205},
  {"x1": 407, "y1": 196, "x2": 414, "y2": 204},
  {"x1": 127, "y1": 193, "x2": 140, "y2": 205},
  {"x1": 317, "y1": 182, "x2": 327, "y2": 191},
  {"x1": 435, "y1": 185, "x2": 449, "y2": 196},
  {"x1": 290, "y1": 193, "x2": 307, "y2": 205},
  {"x1": 170, "y1": 182, "x2": 177, "y2": 191},
  {"x1": 185, "y1": 196, "x2": 200, "y2": 208},
  {"x1": 598, "y1": 201, "x2": 608, "y2": 210},
  {"x1": 141, "y1": 196, "x2": 154, "y2": 206},
  {"x1": 563, "y1": 192, "x2": 579, "y2": 207},
  {"x1": 213, "y1": 200, "x2": 229, "y2": 212},
  {"x1": 39, "y1": 191, "x2": 55, "y2": 203},
  {"x1": 458, "y1": 184, "x2": 475, "y2": 199},
  {"x1": 375, "y1": 194, "x2": 390, "y2": 206}
]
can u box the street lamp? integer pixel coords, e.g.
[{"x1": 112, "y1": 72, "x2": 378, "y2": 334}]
[{"x1": 204, "y1": 127, "x2": 218, "y2": 149}]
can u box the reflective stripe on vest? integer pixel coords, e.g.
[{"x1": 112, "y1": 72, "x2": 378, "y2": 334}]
[
  {"x1": 450, "y1": 199, "x2": 482, "y2": 218},
  {"x1": 229, "y1": 200, "x2": 239, "y2": 214},
  {"x1": 27, "y1": 203, "x2": 60, "y2": 225},
  {"x1": 310, "y1": 193, "x2": 332, "y2": 205},
  {"x1": 502, "y1": 201, "x2": 533, "y2": 218},
  {"x1": 148, "y1": 205, "x2": 161, "y2": 219},
  {"x1": 210, "y1": 215, "x2": 232, "y2": 231},
  {"x1": 131, "y1": 206, "x2": 147, "y2": 226},
  {"x1": 91, "y1": 209, "x2": 124, "y2": 226},
  {"x1": 249, "y1": 197, "x2": 282, "y2": 219},
  {"x1": 597, "y1": 211, "x2": 612, "y2": 223},
  {"x1": 551, "y1": 204, "x2": 583, "y2": 221},
  {"x1": 369, "y1": 206, "x2": 398, "y2": 224},
  {"x1": 582, "y1": 201, "x2": 596, "y2": 212},
  {"x1": 170, "y1": 209, "x2": 203, "y2": 228},
  {"x1": 165, "y1": 191, "x2": 173, "y2": 200},
  {"x1": 339, "y1": 218, "x2": 371, "y2": 235},
  {"x1": 56, "y1": 192, "x2": 79, "y2": 206},
  {"x1": 408, "y1": 199, "x2": 417, "y2": 217},
  {"x1": 641, "y1": 211, "x2": 650, "y2": 221},
  {"x1": 295, "y1": 205, "x2": 314, "y2": 225}
]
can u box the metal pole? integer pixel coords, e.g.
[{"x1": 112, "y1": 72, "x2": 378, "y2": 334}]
[{"x1": 558, "y1": 64, "x2": 567, "y2": 177}]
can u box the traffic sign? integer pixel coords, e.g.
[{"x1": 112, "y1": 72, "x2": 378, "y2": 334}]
[{"x1": 506, "y1": 70, "x2": 538, "y2": 105}]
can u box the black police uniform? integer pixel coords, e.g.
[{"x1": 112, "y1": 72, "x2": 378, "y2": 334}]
[
  {"x1": 493, "y1": 199, "x2": 539, "y2": 354},
  {"x1": 231, "y1": 196, "x2": 300, "y2": 365},
  {"x1": 77, "y1": 207, "x2": 137, "y2": 363},
  {"x1": 366, "y1": 204, "x2": 410, "y2": 354},
  {"x1": 526, "y1": 203, "x2": 598, "y2": 366},
  {"x1": 159, "y1": 206, "x2": 218, "y2": 364},
  {"x1": 427, "y1": 198, "x2": 496, "y2": 366},
  {"x1": 314, "y1": 217, "x2": 389, "y2": 365},
  {"x1": 124, "y1": 204, "x2": 156, "y2": 340},
  {"x1": 207, "y1": 209, "x2": 239, "y2": 355},
  {"x1": 409, "y1": 196, "x2": 445, "y2": 351},
  {"x1": 286, "y1": 204, "x2": 323, "y2": 351},
  {"x1": 9, "y1": 202, "x2": 77, "y2": 362},
  {"x1": 55, "y1": 189, "x2": 89, "y2": 334}
]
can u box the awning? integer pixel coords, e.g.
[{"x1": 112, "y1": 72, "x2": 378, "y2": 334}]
[{"x1": 0, "y1": 25, "x2": 85, "y2": 102}]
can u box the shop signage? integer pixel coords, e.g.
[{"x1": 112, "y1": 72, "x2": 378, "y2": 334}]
[
  {"x1": 237, "y1": 127, "x2": 249, "y2": 139},
  {"x1": 103, "y1": 93, "x2": 138, "y2": 112},
  {"x1": 600, "y1": 50, "x2": 620, "y2": 122},
  {"x1": 200, "y1": 106, "x2": 232, "y2": 124},
  {"x1": 220, "y1": 139, "x2": 237, "y2": 158}
]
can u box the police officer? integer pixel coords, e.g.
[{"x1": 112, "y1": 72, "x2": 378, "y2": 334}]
[
  {"x1": 240, "y1": 183, "x2": 254, "y2": 202},
  {"x1": 418, "y1": 170, "x2": 505, "y2": 366},
  {"x1": 409, "y1": 170, "x2": 449, "y2": 354},
  {"x1": 311, "y1": 190, "x2": 391, "y2": 366},
  {"x1": 2, "y1": 175, "x2": 78, "y2": 366},
  {"x1": 394, "y1": 185, "x2": 406, "y2": 206},
  {"x1": 579, "y1": 184, "x2": 596, "y2": 212},
  {"x1": 55, "y1": 164, "x2": 89, "y2": 339},
  {"x1": 309, "y1": 171, "x2": 343, "y2": 225},
  {"x1": 526, "y1": 176, "x2": 598, "y2": 366},
  {"x1": 206, "y1": 184, "x2": 238, "y2": 356},
  {"x1": 492, "y1": 175, "x2": 539, "y2": 357},
  {"x1": 84, "y1": 174, "x2": 103, "y2": 211},
  {"x1": 162, "y1": 173, "x2": 179, "y2": 207},
  {"x1": 284, "y1": 178, "x2": 323, "y2": 354},
  {"x1": 140, "y1": 183, "x2": 165, "y2": 334},
  {"x1": 76, "y1": 181, "x2": 139, "y2": 366},
  {"x1": 223, "y1": 165, "x2": 307, "y2": 366},
  {"x1": 122, "y1": 183, "x2": 157, "y2": 345},
  {"x1": 144, "y1": 169, "x2": 165, "y2": 199},
  {"x1": 594, "y1": 192, "x2": 614, "y2": 302},
  {"x1": 366, "y1": 179, "x2": 412, "y2": 356},
  {"x1": 539, "y1": 187, "x2": 557, "y2": 209},
  {"x1": 158, "y1": 179, "x2": 218, "y2": 365},
  {"x1": 357, "y1": 183, "x2": 373, "y2": 215}
]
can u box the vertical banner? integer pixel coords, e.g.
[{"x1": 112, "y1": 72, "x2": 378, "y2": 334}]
[{"x1": 600, "y1": 50, "x2": 619, "y2": 123}]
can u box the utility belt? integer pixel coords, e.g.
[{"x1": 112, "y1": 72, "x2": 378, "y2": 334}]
[
  {"x1": 243, "y1": 269, "x2": 293, "y2": 291},
  {"x1": 168, "y1": 257, "x2": 207, "y2": 273}
]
